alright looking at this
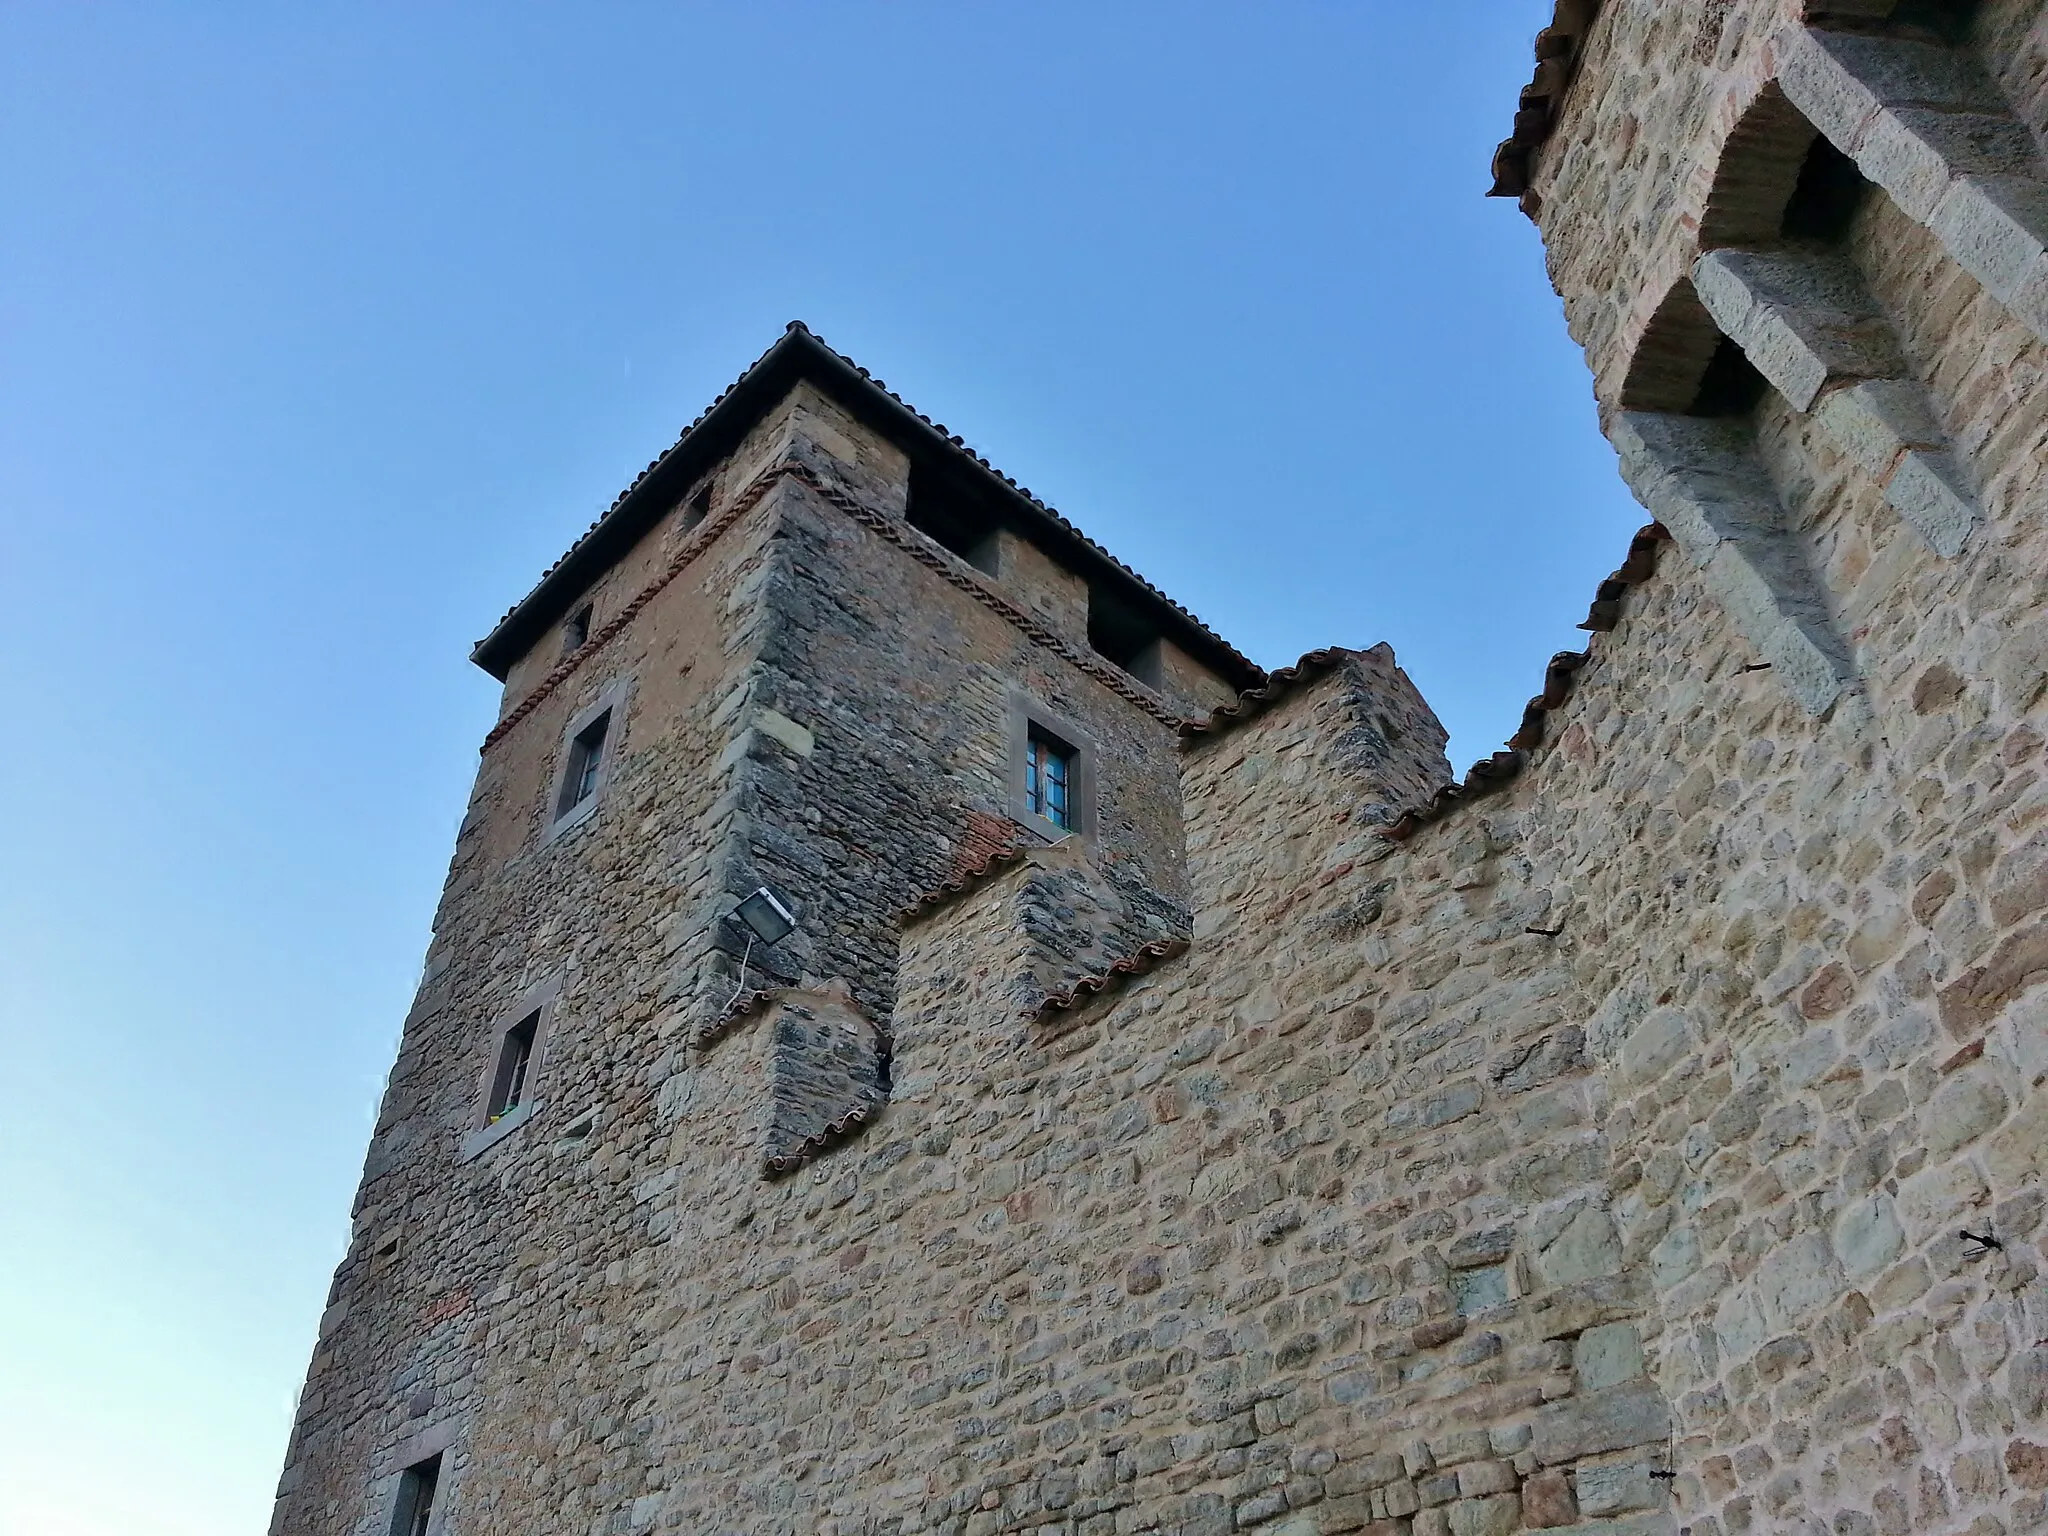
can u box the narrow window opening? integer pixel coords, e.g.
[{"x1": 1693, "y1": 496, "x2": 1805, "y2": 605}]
[
  {"x1": 392, "y1": 1454, "x2": 441, "y2": 1536},
  {"x1": 1026, "y1": 728, "x2": 1075, "y2": 832},
  {"x1": 1122, "y1": 638, "x2": 1167, "y2": 691},
  {"x1": 486, "y1": 1011, "x2": 540, "y2": 1124},
  {"x1": 559, "y1": 1107, "x2": 598, "y2": 1141},
  {"x1": 906, "y1": 467, "x2": 1000, "y2": 573},
  {"x1": 1086, "y1": 587, "x2": 1162, "y2": 683},
  {"x1": 1889, "y1": 0, "x2": 1982, "y2": 42},
  {"x1": 557, "y1": 711, "x2": 611, "y2": 817},
  {"x1": 561, "y1": 604, "x2": 593, "y2": 656},
  {"x1": 680, "y1": 483, "x2": 712, "y2": 534}
]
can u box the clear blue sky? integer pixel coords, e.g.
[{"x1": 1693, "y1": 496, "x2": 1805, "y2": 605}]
[{"x1": 0, "y1": 6, "x2": 1644, "y2": 1532}]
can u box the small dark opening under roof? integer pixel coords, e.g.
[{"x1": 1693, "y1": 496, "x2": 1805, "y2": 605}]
[
  {"x1": 1780, "y1": 134, "x2": 1867, "y2": 244},
  {"x1": 470, "y1": 325, "x2": 1263, "y2": 692},
  {"x1": 1088, "y1": 585, "x2": 1164, "y2": 688},
  {"x1": 1689, "y1": 337, "x2": 1771, "y2": 418},
  {"x1": 1886, "y1": 0, "x2": 1982, "y2": 41},
  {"x1": 906, "y1": 466, "x2": 1000, "y2": 575}
]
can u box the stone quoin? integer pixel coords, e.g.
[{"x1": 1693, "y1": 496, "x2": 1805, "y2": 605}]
[{"x1": 276, "y1": 6, "x2": 2048, "y2": 1533}]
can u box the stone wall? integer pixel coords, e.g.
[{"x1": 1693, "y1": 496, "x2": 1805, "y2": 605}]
[
  {"x1": 718, "y1": 388, "x2": 1205, "y2": 1018},
  {"x1": 272, "y1": 369, "x2": 1235, "y2": 1535},
  {"x1": 274, "y1": 7, "x2": 2048, "y2": 1532}
]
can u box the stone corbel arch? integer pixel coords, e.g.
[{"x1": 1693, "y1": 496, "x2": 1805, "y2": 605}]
[
  {"x1": 1774, "y1": 16, "x2": 2048, "y2": 345},
  {"x1": 1612, "y1": 277, "x2": 1856, "y2": 718},
  {"x1": 1696, "y1": 82, "x2": 1823, "y2": 251},
  {"x1": 1617, "y1": 277, "x2": 1723, "y2": 413},
  {"x1": 1687, "y1": 76, "x2": 1980, "y2": 557}
]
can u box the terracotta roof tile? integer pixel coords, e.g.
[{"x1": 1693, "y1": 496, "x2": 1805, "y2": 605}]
[
  {"x1": 1032, "y1": 937, "x2": 1189, "y2": 1021},
  {"x1": 694, "y1": 986, "x2": 781, "y2": 1050},
  {"x1": 1178, "y1": 647, "x2": 1359, "y2": 740},
  {"x1": 764, "y1": 1097, "x2": 884, "y2": 1175},
  {"x1": 897, "y1": 841, "x2": 1031, "y2": 927},
  {"x1": 1385, "y1": 522, "x2": 1669, "y2": 840},
  {"x1": 1488, "y1": 0, "x2": 1604, "y2": 206}
]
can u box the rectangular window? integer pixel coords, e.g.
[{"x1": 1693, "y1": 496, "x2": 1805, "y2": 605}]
[
  {"x1": 1026, "y1": 729, "x2": 1073, "y2": 831},
  {"x1": 681, "y1": 483, "x2": 712, "y2": 533},
  {"x1": 557, "y1": 710, "x2": 610, "y2": 817},
  {"x1": 561, "y1": 603, "x2": 593, "y2": 656},
  {"x1": 391, "y1": 1454, "x2": 440, "y2": 1536},
  {"x1": 486, "y1": 1011, "x2": 539, "y2": 1124}
]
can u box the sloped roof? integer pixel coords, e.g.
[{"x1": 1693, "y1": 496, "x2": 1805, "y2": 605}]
[{"x1": 471, "y1": 322, "x2": 1264, "y2": 689}]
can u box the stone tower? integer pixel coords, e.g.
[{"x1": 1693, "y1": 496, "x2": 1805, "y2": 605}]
[
  {"x1": 277, "y1": 4, "x2": 2048, "y2": 1530},
  {"x1": 271, "y1": 324, "x2": 1456, "y2": 1535}
]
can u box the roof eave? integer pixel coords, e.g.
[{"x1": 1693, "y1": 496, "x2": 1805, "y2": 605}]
[
  {"x1": 470, "y1": 325, "x2": 1264, "y2": 692},
  {"x1": 1486, "y1": 0, "x2": 1603, "y2": 203}
]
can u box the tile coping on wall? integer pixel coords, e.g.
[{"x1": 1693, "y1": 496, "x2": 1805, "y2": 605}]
[
  {"x1": 1172, "y1": 522, "x2": 1671, "y2": 844},
  {"x1": 896, "y1": 843, "x2": 1032, "y2": 928},
  {"x1": 1383, "y1": 522, "x2": 1672, "y2": 841},
  {"x1": 495, "y1": 459, "x2": 1669, "y2": 859},
  {"x1": 1030, "y1": 937, "x2": 1191, "y2": 1022},
  {"x1": 1489, "y1": 0, "x2": 1606, "y2": 206}
]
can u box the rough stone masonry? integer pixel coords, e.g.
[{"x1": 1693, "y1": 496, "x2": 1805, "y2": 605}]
[{"x1": 275, "y1": 4, "x2": 2048, "y2": 1533}]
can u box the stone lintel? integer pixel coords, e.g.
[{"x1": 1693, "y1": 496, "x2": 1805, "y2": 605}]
[{"x1": 1691, "y1": 247, "x2": 1900, "y2": 411}]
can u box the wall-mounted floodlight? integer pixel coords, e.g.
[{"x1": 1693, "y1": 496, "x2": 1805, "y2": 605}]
[
  {"x1": 721, "y1": 887, "x2": 799, "y2": 1013},
  {"x1": 731, "y1": 887, "x2": 798, "y2": 946}
]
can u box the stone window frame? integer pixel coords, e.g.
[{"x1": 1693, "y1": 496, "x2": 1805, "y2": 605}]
[
  {"x1": 1006, "y1": 694, "x2": 1095, "y2": 844},
  {"x1": 460, "y1": 973, "x2": 563, "y2": 1162},
  {"x1": 377, "y1": 1421, "x2": 459, "y2": 1536},
  {"x1": 542, "y1": 675, "x2": 632, "y2": 844}
]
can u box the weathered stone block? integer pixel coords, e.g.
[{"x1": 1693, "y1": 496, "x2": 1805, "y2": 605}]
[
  {"x1": 1575, "y1": 1322, "x2": 1646, "y2": 1392},
  {"x1": 1923, "y1": 1070, "x2": 2010, "y2": 1157},
  {"x1": 1536, "y1": 1203, "x2": 1623, "y2": 1286},
  {"x1": 1755, "y1": 1232, "x2": 1844, "y2": 1330},
  {"x1": 1577, "y1": 1460, "x2": 1664, "y2": 1516},
  {"x1": 1455, "y1": 1460, "x2": 1517, "y2": 1497},
  {"x1": 1530, "y1": 1272, "x2": 1648, "y2": 1341},
  {"x1": 1833, "y1": 1193, "x2": 1904, "y2": 1281},
  {"x1": 1446, "y1": 1494, "x2": 1520, "y2": 1536},
  {"x1": 1532, "y1": 1381, "x2": 1672, "y2": 1465},
  {"x1": 1446, "y1": 1226, "x2": 1515, "y2": 1269},
  {"x1": 1618, "y1": 1007, "x2": 1691, "y2": 1086},
  {"x1": 1898, "y1": 1158, "x2": 1990, "y2": 1244},
  {"x1": 1856, "y1": 107, "x2": 2046, "y2": 223},
  {"x1": 1386, "y1": 1080, "x2": 1483, "y2": 1136},
  {"x1": 1432, "y1": 1430, "x2": 1492, "y2": 1467},
  {"x1": 1780, "y1": 29, "x2": 2003, "y2": 151},
  {"x1": 1813, "y1": 378, "x2": 1942, "y2": 473},
  {"x1": 2012, "y1": 1348, "x2": 2048, "y2": 1423},
  {"x1": 1520, "y1": 1469, "x2": 1577, "y2": 1528},
  {"x1": 1693, "y1": 248, "x2": 1901, "y2": 410},
  {"x1": 1941, "y1": 919, "x2": 2048, "y2": 1035}
]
